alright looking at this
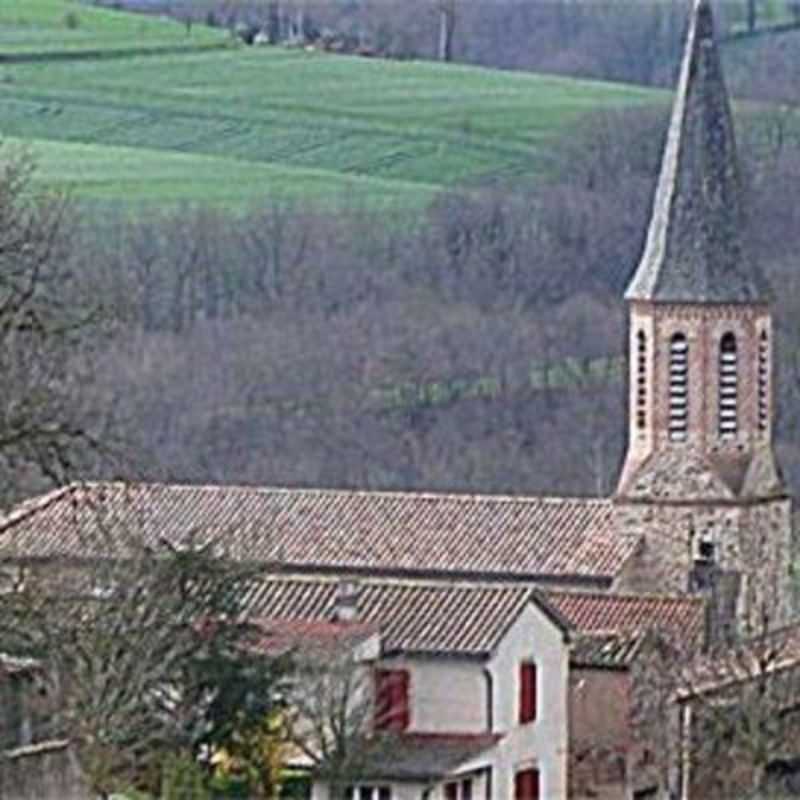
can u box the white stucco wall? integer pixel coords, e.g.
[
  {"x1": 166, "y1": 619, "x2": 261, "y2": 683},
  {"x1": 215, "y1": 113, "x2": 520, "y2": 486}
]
[
  {"x1": 380, "y1": 654, "x2": 488, "y2": 734},
  {"x1": 313, "y1": 770, "x2": 491, "y2": 800},
  {"x1": 311, "y1": 600, "x2": 569, "y2": 800},
  {"x1": 487, "y1": 603, "x2": 570, "y2": 799}
]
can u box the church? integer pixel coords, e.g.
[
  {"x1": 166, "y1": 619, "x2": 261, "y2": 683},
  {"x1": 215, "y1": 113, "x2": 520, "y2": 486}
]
[{"x1": 0, "y1": 1, "x2": 795, "y2": 798}]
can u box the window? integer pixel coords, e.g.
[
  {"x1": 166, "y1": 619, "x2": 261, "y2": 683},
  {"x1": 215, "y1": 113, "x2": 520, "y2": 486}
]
[
  {"x1": 346, "y1": 787, "x2": 390, "y2": 800},
  {"x1": 443, "y1": 781, "x2": 472, "y2": 800},
  {"x1": 758, "y1": 330, "x2": 769, "y2": 433},
  {"x1": 519, "y1": 662, "x2": 537, "y2": 724},
  {"x1": 669, "y1": 333, "x2": 689, "y2": 441},
  {"x1": 718, "y1": 332, "x2": 738, "y2": 439},
  {"x1": 636, "y1": 330, "x2": 647, "y2": 430},
  {"x1": 374, "y1": 669, "x2": 410, "y2": 732},
  {"x1": 515, "y1": 768, "x2": 540, "y2": 800},
  {"x1": 690, "y1": 537, "x2": 716, "y2": 592},
  {"x1": 483, "y1": 669, "x2": 494, "y2": 732}
]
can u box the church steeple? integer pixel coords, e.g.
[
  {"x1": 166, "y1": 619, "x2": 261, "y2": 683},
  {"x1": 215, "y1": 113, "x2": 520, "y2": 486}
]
[
  {"x1": 625, "y1": 0, "x2": 766, "y2": 304},
  {"x1": 613, "y1": 0, "x2": 791, "y2": 630},
  {"x1": 616, "y1": 0, "x2": 783, "y2": 500}
]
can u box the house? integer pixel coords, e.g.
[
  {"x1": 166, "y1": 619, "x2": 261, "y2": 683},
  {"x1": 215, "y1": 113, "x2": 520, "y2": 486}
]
[
  {"x1": 247, "y1": 576, "x2": 572, "y2": 799},
  {"x1": 0, "y1": 0, "x2": 795, "y2": 797},
  {"x1": 246, "y1": 578, "x2": 708, "y2": 800},
  {"x1": 671, "y1": 620, "x2": 800, "y2": 799},
  {"x1": 549, "y1": 592, "x2": 706, "y2": 800},
  {"x1": 0, "y1": 655, "x2": 79, "y2": 800}
]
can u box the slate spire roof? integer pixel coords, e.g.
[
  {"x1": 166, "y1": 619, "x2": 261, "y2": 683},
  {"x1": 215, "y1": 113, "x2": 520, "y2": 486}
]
[{"x1": 625, "y1": 0, "x2": 766, "y2": 304}]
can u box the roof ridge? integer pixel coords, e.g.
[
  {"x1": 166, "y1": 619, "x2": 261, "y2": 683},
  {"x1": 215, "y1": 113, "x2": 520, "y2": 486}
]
[
  {"x1": 0, "y1": 484, "x2": 77, "y2": 535},
  {"x1": 544, "y1": 588, "x2": 706, "y2": 604},
  {"x1": 49, "y1": 479, "x2": 611, "y2": 507},
  {"x1": 261, "y1": 571, "x2": 534, "y2": 594}
]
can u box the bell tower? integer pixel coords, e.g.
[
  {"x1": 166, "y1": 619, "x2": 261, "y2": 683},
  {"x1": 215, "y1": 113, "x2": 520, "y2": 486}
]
[{"x1": 613, "y1": 0, "x2": 792, "y2": 630}]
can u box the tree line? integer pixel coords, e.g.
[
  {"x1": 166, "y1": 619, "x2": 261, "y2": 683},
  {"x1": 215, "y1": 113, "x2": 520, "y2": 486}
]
[
  {"x1": 100, "y1": 0, "x2": 800, "y2": 89},
  {"x1": 3, "y1": 98, "x2": 800, "y2": 508}
]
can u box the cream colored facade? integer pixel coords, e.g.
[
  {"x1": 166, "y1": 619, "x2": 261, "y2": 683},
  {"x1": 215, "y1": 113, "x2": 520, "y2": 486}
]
[{"x1": 312, "y1": 600, "x2": 570, "y2": 800}]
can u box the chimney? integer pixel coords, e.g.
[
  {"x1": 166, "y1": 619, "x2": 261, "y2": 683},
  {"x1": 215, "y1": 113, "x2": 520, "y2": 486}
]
[{"x1": 332, "y1": 579, "x2": 360, "y2": 623}]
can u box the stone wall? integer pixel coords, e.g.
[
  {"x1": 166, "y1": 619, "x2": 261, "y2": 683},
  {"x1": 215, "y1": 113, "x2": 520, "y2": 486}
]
[
  {"x1": 568, "y1": 667, "x2": 630, "y2": 800},
  {"x1": 613, "y1": 497, "x2": 792, "y2": 629},
  {"x1": 0, "y1": 741, "x2": 88, "y2": 800}
]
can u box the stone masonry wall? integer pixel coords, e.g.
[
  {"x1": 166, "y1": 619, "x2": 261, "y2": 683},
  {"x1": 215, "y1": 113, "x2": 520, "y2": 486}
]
[
  {"x1": 613, "y1": 497, "x2": 792, "y2": 628},
  {"x1": 0, "y1": 741, "x2": 87, "y2": 800}
]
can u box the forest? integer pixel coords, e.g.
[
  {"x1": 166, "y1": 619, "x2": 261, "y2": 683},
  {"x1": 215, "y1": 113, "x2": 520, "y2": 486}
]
[
  {"x1": 5, "y1": 89, "x2": 800, "y2": 507},
  {"x1": 2, "y1": 0, "x2": 800, "y2": 508}
]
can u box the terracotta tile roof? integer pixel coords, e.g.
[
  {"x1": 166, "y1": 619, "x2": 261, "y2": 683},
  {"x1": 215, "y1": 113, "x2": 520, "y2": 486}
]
[
  {"x1": 356, "y1": 733, "x2": 502, "y2": 781},
  {"x1": 544, "y1": 589, "x2": 706, "y2": 642},
  {"x1": 249, "y1": 618, "x2": 379, "y2": 655},
  {"x1": 241, "y1": 575, "x2": 568, "y2": 657},
  {"x1": 570, "y1": 633, "x2": 646, "y2": 669},
  {"x1": 678, "y1": 621, "x2": 800, "y2": 698},
  {"x1": 0, "y1": 481, "x2": 634, "y2": 583}
]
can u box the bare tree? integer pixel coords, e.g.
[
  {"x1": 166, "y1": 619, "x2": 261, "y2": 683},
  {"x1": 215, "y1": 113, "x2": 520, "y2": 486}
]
[
  {"x1": 630, "y1": 618, "x2": 800, "y2": 800},
  {"x1": 0, "y1": 493, "x2": 281, "y2": 799},
  {"x1": 279, "y1": 623, "x2": 400, "y2": 800},
  {"x1": 0, "y1": 144, "x2": 113, "y2": 508},
  {"x1": 436, "y1": 0, "x2": 457, "y2": 61}
]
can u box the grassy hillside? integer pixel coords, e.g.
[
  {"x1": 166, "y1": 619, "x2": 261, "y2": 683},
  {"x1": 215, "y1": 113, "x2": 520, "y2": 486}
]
[
  {"x1": 0, "y1": 0, "x2": 225, "y2": 55},
  {"x1": 0, "y1": 1, "x2": 664, "y2": 209}
]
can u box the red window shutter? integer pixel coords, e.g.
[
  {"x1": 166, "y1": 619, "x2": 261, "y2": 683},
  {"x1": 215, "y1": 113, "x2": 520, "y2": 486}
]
[
  {"x1": 519, "y1": 663, "x2": 530, "y2": 723},
  {"x1": 515, "y1": 769, "x2": 540, "y2": 800},
  {"x1": 375, "y1": 669, "x2": 410, "y2": 732},
  {"x1": 519, "y1": 662, "x2": 537, "y2": 723},
  {"x1": 394, "y1": 669, "x2": 410, "y2": 731},
  {"x1": 514, "y1": 771, "x2": 525, "y2": 800},
  {"x1": 374, "y1": 670, "x2": 391, "y2": 731}
]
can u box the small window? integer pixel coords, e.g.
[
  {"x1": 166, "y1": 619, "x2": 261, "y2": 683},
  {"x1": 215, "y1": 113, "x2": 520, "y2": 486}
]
[
  {"x1": 758, "y1": 330, "x2": 769, "y2": 433},
  {"x1": 718, "y1": 333, "x2": 738, "y2": 439},
  {"x1": 636, "y1": 330, "x2": 647, "y2": 430},
  {"x1": 374, "y1": 669, "x2": 410, "y2": 732},
  {"x1": 669, "y1": 333, "x2": 689, "y2": 441},
  {"x1": 515, "y1": 769, "x2": 541, "y2": 800},
  {"x1": 698, "y1": 539, "x2": 715, "y2": 562},
  {"x1": 519, "y1": 662, "x2": 537, "y2": 724},
  {"x1": 347, "y1": 787, "x2": 391, "y2": 800},
  {"x1": 443, "y1": 781, "x2": 472, "y2": 800}
]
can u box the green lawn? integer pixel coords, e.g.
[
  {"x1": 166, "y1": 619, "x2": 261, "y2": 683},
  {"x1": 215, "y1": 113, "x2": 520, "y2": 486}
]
[
  {"x1": 0, "y1": 0, "x2": 226, "y2": 55},
  {"x1": 0, "y1": 1, "x2": 664, "y2": 210}
]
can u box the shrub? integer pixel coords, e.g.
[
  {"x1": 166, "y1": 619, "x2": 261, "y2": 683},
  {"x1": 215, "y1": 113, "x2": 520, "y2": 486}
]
[{"x1": 161, "y1": 753, "x2": 211, "y2": 800}]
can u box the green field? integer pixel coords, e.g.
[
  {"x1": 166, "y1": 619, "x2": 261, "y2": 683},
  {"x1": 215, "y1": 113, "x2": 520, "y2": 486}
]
[
  {"x1": 0, "y1": 1, "x2": 664, "y2": 210},
  {"x1": 0, "y1": 0, "x2": 226, "y2": 55}
]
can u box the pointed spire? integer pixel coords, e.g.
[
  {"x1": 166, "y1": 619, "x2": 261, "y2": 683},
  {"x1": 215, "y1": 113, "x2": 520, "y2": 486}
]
[{"x1": 625, "y1": 0, "x2": 766, "y2": 303}]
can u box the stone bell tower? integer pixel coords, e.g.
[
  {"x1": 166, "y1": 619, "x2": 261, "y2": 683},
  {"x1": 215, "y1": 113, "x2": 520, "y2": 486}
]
[{"x1": 613, "y1": 0, "x2": 792, "y2": 631}]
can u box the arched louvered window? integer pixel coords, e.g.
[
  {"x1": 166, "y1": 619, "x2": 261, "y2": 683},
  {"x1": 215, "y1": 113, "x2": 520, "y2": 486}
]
[
  {"x1": 669, "y1": 333, "x2": 689, "y2": 441},
  {"x1": 718, "y1": 333, "x2": 738, "y2": 439},
  {"x1": 758, "y1": 330, "x2": 769, "y2": 433},
  {"x1": 636, "y1": 330, "x2": 647, "y2": 430}
]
